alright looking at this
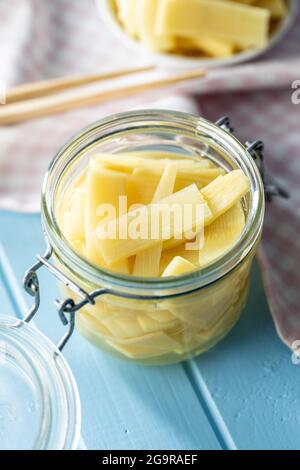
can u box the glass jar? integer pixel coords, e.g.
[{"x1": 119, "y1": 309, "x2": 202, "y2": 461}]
[
  {"x1": 0, "y1": 316, "x2": 81, "y2": 449},
  {"x1": 41, "y1": 110, "x2": 265, "y2": 366}
]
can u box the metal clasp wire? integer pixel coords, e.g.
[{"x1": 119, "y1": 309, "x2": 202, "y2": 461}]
[
  {"x1": 245, "y1": 140, "x2": 289, "y2": 202},
  {"x1": 23, "y1": 236, "x2": 107, "y2": 352},
  {"x1": 216, "y1": 116, "x2": 290, "y2": 202}
]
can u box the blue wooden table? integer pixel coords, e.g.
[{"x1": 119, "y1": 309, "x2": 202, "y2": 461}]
[{"x1": 0, "y1": 209, "x2": 299, "y2": 450}]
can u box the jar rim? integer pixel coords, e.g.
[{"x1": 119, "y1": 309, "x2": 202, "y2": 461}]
[{"x1": 41, "y1": 110, "x2": 265, "y2": 297}]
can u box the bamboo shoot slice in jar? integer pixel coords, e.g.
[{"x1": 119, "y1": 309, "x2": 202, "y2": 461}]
[
  {"x1": 162, "y1": 256, "x2": 197, "y2": 277},
  {"x1": 162, "y1": 170, "x2": 249, "y2": 251},
  {"x1": 92, "y1": 153, "x2": 200, "y2": 172},
  {"x1": 133, "y1": 163, "x2": 177, "y2": 277},
  {"x1": 85, "y1": 161, "x2": 129, "y2": 273},
  {"x1": 106, "y1": 331, "x2": 183, "y2": 359},
  {"x1": 198, "y1": 202, "x2": 246, "y2": 268}
]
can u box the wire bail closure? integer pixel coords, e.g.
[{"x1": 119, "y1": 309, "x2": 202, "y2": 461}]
[
  {"x1": 23, "y1": 237, "x2": 107, "y2": 352},
  {"x1": 22, "y1": 116, "x2": 289, "y2": 353}
]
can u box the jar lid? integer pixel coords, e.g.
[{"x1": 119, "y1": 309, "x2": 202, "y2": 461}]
[{"x1": 0, "y1": 315, "x2": 81, "y2": 450}]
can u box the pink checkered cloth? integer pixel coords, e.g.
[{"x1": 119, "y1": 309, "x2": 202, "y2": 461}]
[{"x1": 0, "y1": 0, "x2": 299, "y2": 349}]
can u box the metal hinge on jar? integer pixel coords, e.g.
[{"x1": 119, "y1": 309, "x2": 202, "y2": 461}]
[{"x1": 23, "y1": 239, "x2": 108, "y2": 352}]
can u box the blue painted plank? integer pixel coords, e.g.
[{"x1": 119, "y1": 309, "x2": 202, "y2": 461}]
[
  {"x1": 0, "y1": 210, "x2": 221, "y2": 450},
  {"x1": 0, "y1": 243, "x2": 29, "y2": 318},
  {"x1": 192, "y1": 264, "x2": 300, "y2": 450},
  {"x1": 0, "y1": 259, "x2": 16, "y2": 317}
]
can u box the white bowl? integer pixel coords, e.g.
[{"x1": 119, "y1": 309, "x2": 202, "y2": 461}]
[{"x1": 96, "y1": 0, "x2": 298, "y2": 69}]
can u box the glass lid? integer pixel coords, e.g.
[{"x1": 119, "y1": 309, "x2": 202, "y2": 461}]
[{"x1": 0, "y1": 315, "x2": 81, "y2": 450}]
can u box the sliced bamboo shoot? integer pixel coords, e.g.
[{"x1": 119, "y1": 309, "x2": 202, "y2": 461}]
[
  {"x1": 157, "y1": 0, "x2": 270, "y2": 49},
  {"x1": 162, "y1": 256, "x2": 197, "y2": 277},
  {"x1": 116, "y1": 0, "x2": 139, "y2": 38},
  {"x1": 257, "y1": 0, "x2": 287, "y2": 19},
  {"x1": 85, "y1": 163, "x2": 128, "y2": 272},
  {"x1": 199, "y1": 202, "x2": 246, "y2": 268},
  {"x1": 201, "y1": 170, "x2": 250, "y2": 221},
  {"x1": 91, "y1": 153, "x2": 197, "y2": 172},
  {"x1": 133, "y1": 164, "x2": 177, "y2": 277},
  {"x1": 139, "y1": 0, "x2": 175, "y2": 51},
  {"x1": 106, "y1": 331, "x2": 182, "y2": 358},
  {"x1": 163, "y1": 170, "x2": 250, "y2": 250}
]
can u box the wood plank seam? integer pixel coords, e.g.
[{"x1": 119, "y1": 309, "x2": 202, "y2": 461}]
[{"x1": 183, "y1": 361, "x2": 238, "y2": 450}]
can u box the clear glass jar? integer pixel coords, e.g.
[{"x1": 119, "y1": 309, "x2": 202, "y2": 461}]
[
  {"x1": 41, "y1": 110, "x2": 264, "y2": 365},
  {"x1": 0, "y1": 316, "x2": 81, "y2": 449}
]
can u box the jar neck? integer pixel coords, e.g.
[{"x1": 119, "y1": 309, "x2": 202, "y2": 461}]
[{"x1": 41, "y1": 110, "x2": 265, "y2": 298}]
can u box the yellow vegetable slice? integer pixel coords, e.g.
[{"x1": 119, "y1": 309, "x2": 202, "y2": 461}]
[
  {"x1": 229, "y1": 0, "x2": 257, "y2": 4},
  {"x1": 137, "y1": 313, "x2": 178, "y2": 334},
  {"x1": 126, "y1": 173, "x2": 158, "y2": 206},
  {"x1": 161, "y1": 271, "x2": 245, "y2": 330},
  {"x1": 77, "y1": 309, "x2": 182, "y2": 359},
  {"x1": 92, "y1": 153, "x2": 198, "y2": 172},
  {"x1": 134, "y1": 166, "x2": 224, "y2": 182},
  {"x1": 102, "y1": 313, "x2": 144, "y2": 339},
  {"x1": 116, "y1": 0, "x2": 139, "y2": 38},
  {"x1": 133, "y1": 164, "x2": 177, "y2": 277},
  {"x1": 160, "y1": 243, "x2": 200, "y2": 273},
  {"x1": 162, "y1": 256, "x2": 197, "y2": 277},
  {"x1": 177, "y1": 36, "x2": 235, "y2": 58},
  {"x1": 106, "y1": 331, "x2": 182, "y2": 359},
  {"x1": 201, "y1": 170, "x2": 250, "y2": 221},
  {"x1": 193, "y1": 36, "x2": 235, "y2": 58},
  {"x1": 85, "y1": 163, "x2": 129, "y2": 273},
  {"x1": 133, "y1": 168, "x2": 224, "y2": 193},
  {"x1": 147, "y1": 309, "x2": 178, "y2": 323},
  {"x1": 163, "y1": 169, "x2": 250, "y2": 251},
  {"x1": 257, "y1": 0, "x2": 287, "y2": 19},
  {"x1": 127, "y1": 151, "x2": 213, "y2": 165},
  {"x1": 138, "y1": 0, "x2": 175, "y2": 51},
  {"x1": 157, "y1": 0, "x2": 270, "y2": 49},
  {"x1": 96, "y1": 184, "x2": 212, "y2": 265},
  {"x1": 198, "y1": 202, "x2": 246, "y2": 268},
  {"x1": 76, "y1": 311, "x2": 113, "y2": 338}
]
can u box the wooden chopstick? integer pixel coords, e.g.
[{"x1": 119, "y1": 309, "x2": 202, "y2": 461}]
[
  {"x1": 5, "y1": 65, "x2": 155, "y2": 103},
  {"x1": 0, "y1": 68, "x2": 206, "y2": 125}
]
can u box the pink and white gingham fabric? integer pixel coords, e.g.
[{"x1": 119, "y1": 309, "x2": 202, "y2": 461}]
[{"x1": 0, "y1": 0, "x2": 299, "y2": 349}]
